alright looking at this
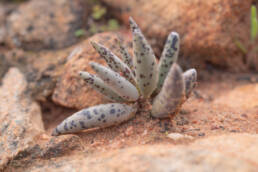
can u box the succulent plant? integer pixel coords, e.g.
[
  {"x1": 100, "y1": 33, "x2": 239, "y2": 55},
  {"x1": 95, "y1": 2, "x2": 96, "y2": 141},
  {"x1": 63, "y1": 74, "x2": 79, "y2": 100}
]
[{"x1": 52, "y1": 17, "x2": 197, "y2": 136}]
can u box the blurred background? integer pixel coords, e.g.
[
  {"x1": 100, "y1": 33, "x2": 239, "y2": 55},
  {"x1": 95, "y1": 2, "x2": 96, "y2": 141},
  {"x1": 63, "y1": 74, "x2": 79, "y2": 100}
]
[{"x1": 0, "y1": 0, "x2": 257, "y2": 171}]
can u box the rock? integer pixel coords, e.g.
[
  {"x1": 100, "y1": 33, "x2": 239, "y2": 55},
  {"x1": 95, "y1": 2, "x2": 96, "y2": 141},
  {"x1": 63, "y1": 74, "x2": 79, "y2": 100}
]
[
  {"x1": 52, "y1": 31, "x2": 132, "y2": 109},
  {"x1": 0, "y1": 4, "x2": 7, "y2": 25},
  {"x1": 214, "y1": 84, "x2": 258, "y2": 110},
  {"x1": 0, "y1": 68, "x2": 44, "y2": 170},
  {"x1": 39, "y1": 135, "x2": 84, "y2": 160},
  {"x1": 0, "y1": 54, "x2": 10, "y2": 84},
  {"x1": 0, "y1": 5, "x2": 6, "y2": 42},
  {"x1": 2, "y1": 47, "x2": 72, "y2": 101},
  {"x1": 5, "y1": 134, "x2": 258, "y2": 171},
  {"x1": 0, "y1": 3, "x2": 16, "y2": 43},
  {"x1": 5, "y1": 0, "x2": 87, "y2": 50},
  {"x1": 167, "y1": 133, "x2": 194, "y2": 141},
  {"x1": 102, "y1": 0, "x2": 254, "y2": 71},
  {"x1": 0, "y1": 69, "x2": 84, "y2": 170},
  {"x1": 7, "y1": 135, "x2": 84, "y2": 170},
  {"x1": 191, "y1": 134, "x2": 258, "y2": 165}
]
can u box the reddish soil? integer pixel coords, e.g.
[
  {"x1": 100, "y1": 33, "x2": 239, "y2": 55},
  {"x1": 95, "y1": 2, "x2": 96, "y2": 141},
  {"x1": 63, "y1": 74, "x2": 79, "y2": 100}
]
[{"x1": 41, "y1": 70, "x2": 258, "y2": 152}]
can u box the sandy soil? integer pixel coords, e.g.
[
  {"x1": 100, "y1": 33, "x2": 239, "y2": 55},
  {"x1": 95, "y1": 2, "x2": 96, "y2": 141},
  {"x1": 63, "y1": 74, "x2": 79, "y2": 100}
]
[{"x1": 41, "y1": 70, "x2": 258, "y2": 152}]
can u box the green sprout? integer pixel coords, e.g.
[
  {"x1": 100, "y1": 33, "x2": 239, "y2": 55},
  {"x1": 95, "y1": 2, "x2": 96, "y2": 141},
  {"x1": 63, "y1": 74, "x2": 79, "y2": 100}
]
[
  {"x1": 92, "y1": 5, "x2": 107, "y2": 20},
  {"x1": 74, "y1": 29, "x2": 86, "y2": 37},
  {"x1": 235, "y1": 40, "x2": 247, "y2": 54},
  {"x1": 251, "y1": 5, "x2": 257, "y2": 42},
  {"x1": 235, "y1": 5, "x2": 258, "y2": 70},
  {"x1": 107, "y1": 19, "x2": 120, "y2": 31},
  {"x1": 88, "y1": 19, "x2": 120, "y2": 35}
]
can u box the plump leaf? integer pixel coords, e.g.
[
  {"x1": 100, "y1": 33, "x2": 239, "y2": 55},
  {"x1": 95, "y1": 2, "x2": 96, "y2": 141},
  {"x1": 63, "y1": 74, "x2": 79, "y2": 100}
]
[
  {"x1": 91, "y1": 41, "x2": 135, "y2": 82},
  {"x1": 151, "y1": 63, "x2": 185, "y2": 118},
  {"x1": 52, "y1": 103, "x2": 137, "y2": 136},
  {"x1": 90, "y1": 62, "x2": 139, "y2": 101},
  {"x1": 183, "y1": 69, "x2": 197, "y2": 98},
  {"x1": 156, "y1": 32, "x2": 180, "y2": 92},
  {"x1": 79, "y1": 71, "x2": 125, "y2": 102},
  {"x1": 115, "y1": 38, "x2": 134, "y2": 71},
  {"x1": 129, "y1": 17, "x2": 158, "y2": 98}
]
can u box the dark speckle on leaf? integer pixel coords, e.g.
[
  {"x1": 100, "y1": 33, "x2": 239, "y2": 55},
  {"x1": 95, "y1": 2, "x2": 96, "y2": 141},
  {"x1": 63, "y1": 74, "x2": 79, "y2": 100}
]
[
  {"x1": 171, "y1": 36, "x2": 178, "y2": 51},
  {"x1": 79, "y1": 121, "x2": 87, "y2": 129},
  {"x1": 93, "y1": 109, "x2": 98, "y2": 115},
  {"x1": 110, "y1": 109, "x2": 116, "y2": 114},
  {"x1": 82, "y1": 110, "x2": 91, "y2": 117},
  {"x1": 64, "y1": 123, "x2": 68, "y2": 131}
]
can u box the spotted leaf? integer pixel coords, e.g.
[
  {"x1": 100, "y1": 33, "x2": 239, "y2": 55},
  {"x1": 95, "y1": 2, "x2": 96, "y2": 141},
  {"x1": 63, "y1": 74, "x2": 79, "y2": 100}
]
[
  {"x1": 151, "y1": 63, "x2": 185, "y2": 118},
  {"x1": 91, "y1": 41, "x2": 135, "y2": 82},
  {"x1": 115, "y1": 38, "x2": 134, "y2": 71},
  {"x1": 156, "y1": 32, "x2": 180, "y2": 92},
  {"x1": 90, "y1": 62, "x2": 139, "y2": 101},
  {"x1": 52, "y1": 103, "x2": 137, "y2": 136},
  {"x1": 79, "y1": 71, "x2": 125, "y2": 102},
  {"x1": 129, "y1": 17, "x2": 158, "y2": 98},
  {"x1": 183, "y1": 68, "x2": 197, "y2": 98}
]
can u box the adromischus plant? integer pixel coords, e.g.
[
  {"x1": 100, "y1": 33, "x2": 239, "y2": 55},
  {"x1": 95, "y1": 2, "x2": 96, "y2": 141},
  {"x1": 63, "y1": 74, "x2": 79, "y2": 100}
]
[{"x1": 52, "y1": 17, "x2": 197, "y2": 136}]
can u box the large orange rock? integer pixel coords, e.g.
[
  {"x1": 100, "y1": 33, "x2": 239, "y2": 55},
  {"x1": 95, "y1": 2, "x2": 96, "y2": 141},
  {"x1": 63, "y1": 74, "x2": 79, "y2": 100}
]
[
  {"x1": 1, "y1": 47, "x2": 72, "y2": 101},
  {"x1": 0, "y1": 68, "x2": 44, "y2": 170},
  {"x1": 0, "y1": 3, "x2": 16, "y2": 43},
  {"x1": 101, "y1": 0, "x2": 255, "y2": 71},
  {"x1": 52, "y1": 31, "x2": 132, "y2": 109},
  {"x1": 214, "y1": 83, "x2": 258, "y2": 110},
  {"x1": 5, "y1": 0, "x2": 87, "y2": 50}
]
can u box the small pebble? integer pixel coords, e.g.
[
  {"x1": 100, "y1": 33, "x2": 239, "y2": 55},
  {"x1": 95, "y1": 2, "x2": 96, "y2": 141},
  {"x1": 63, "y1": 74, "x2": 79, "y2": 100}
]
[
  {"x1": 211, "y1": 125, "x2": 219, "y2": 130},
  {"x1": 167, "y1": 133, "x2": 194, "y2": 141},
  {"x1": 241, "y1": 114, "x2": 248, "y2": 118},
  {"x1": 142, "y1": 129, "x2": 148, "y2": 136},
  {"x1": 198, "y1": 133, "x2": 205, "y2": 137},
  {"x1": 125, "y1": 126, "x2": 134, "y2": 136},
  {"x1": 230, "y1": 129, "x2": 239, "y2": 133}
]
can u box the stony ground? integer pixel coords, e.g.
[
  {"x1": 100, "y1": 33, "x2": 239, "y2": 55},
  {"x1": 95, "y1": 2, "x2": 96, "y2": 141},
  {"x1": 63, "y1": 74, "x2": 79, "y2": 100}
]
[
  {"x1": 44, "y1": 71, "x2": 258, "y2": 149},
  {"x1": 0, "y1": 0, "x2": 257, "y2": 172}
]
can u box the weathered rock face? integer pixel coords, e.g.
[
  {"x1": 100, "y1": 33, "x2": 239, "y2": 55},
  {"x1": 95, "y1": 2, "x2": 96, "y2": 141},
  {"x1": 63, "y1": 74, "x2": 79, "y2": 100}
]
[
  {"x1": 214, "y1": 83, "x2": 258, "y2": 110},
  {"x1": 5, "y1": 134, "x2": 258, "y2": 171},
  {"x1": 0, "y1": 68, "x2": 44, "y2": 170},
  {"x1": 101, "y1": 0, "x2": 255, "y2": 71},
  {"x1": 191, "y1": 134, "x2": 258, "y2": 166},
  {"x1": 5, "y1": 134, "x2": 84, "y2": 170},
  {"x1": 1, "y1": 47, "x2": 72, "y2": 101},
  {"x1": 0, "y1": 68, "x2": 84, "y2": 171},
  {"x1": 0, "y1": 54, "x2": 10, "y2": 84},
  {"x1": 0, "y1": 4, "x2": 7, "y2": 42},
  {"x1": 52, "y1": 31, "x2": 132, "y2": 109},
  {"x1": 5, "y1": 0, "x2": 87, "y2": 50},
  {"x1": 0, "y1": 3, "x2": 16, "y2": 43}
]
